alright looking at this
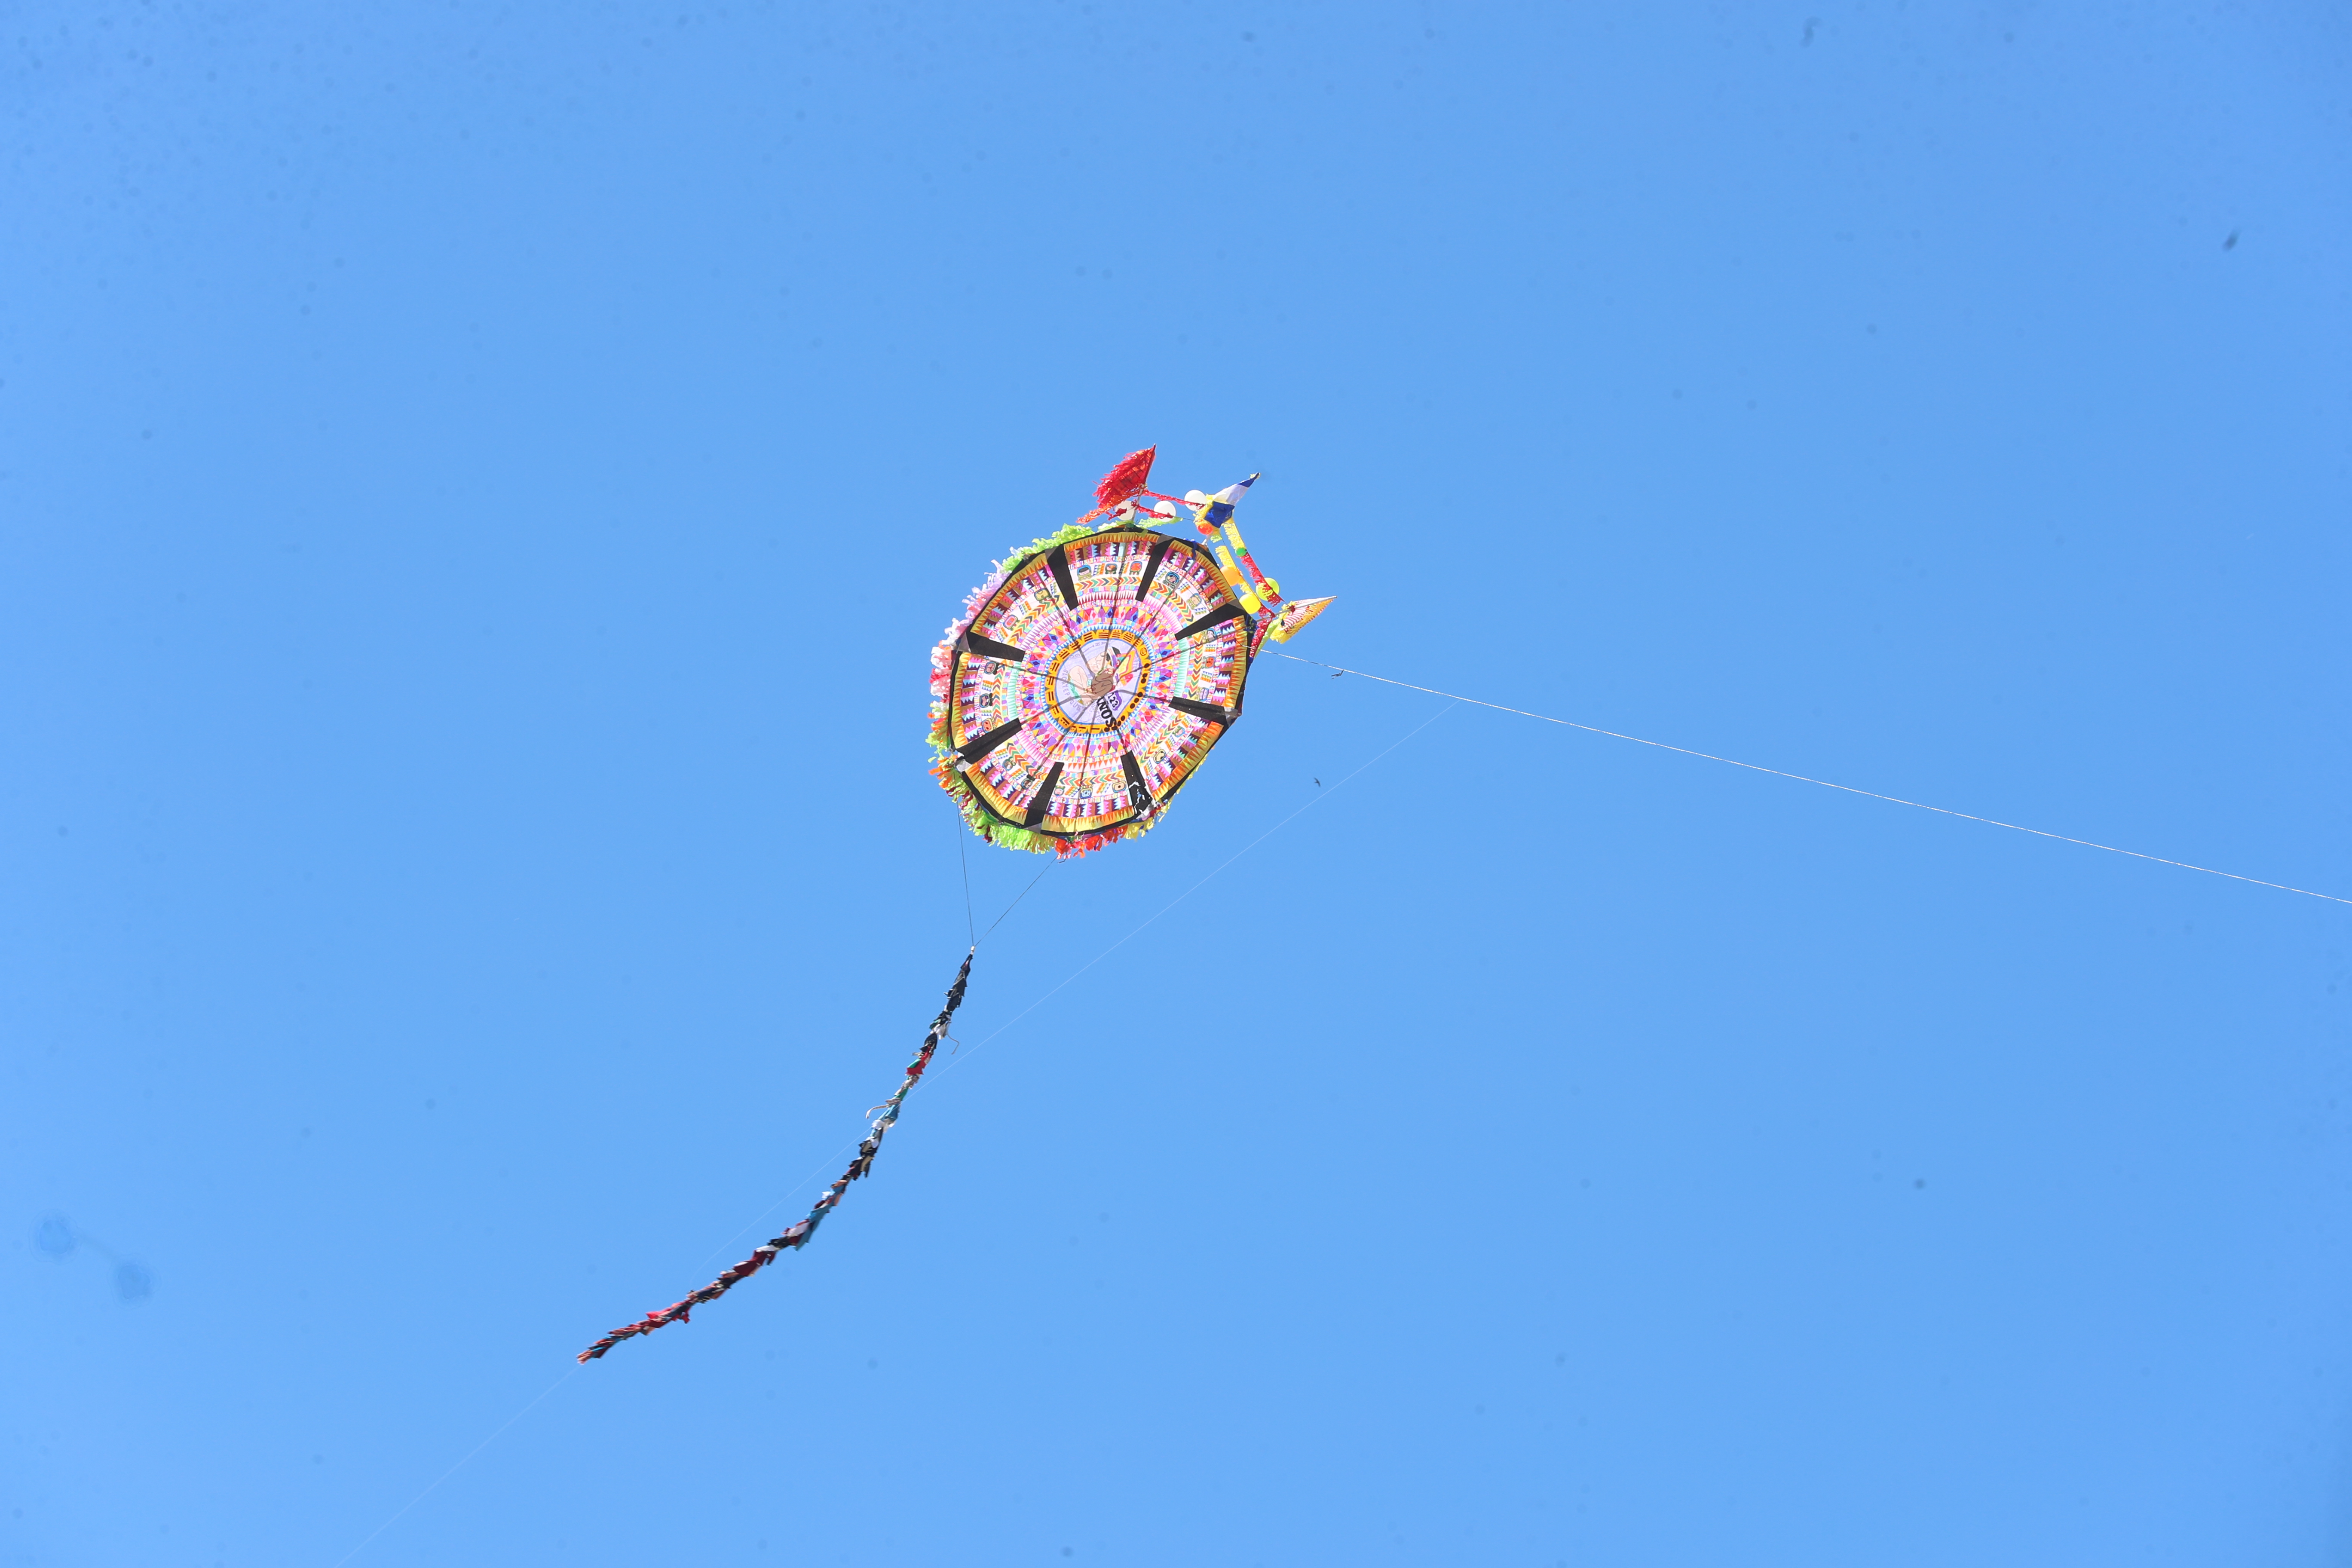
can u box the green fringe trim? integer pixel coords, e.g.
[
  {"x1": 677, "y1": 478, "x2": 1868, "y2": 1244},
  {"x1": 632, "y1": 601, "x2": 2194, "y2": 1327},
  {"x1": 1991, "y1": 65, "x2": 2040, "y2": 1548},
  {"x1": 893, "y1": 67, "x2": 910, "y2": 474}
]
[{"x1": 997, "y1": 521, "x2": 1098, "y2": 574}]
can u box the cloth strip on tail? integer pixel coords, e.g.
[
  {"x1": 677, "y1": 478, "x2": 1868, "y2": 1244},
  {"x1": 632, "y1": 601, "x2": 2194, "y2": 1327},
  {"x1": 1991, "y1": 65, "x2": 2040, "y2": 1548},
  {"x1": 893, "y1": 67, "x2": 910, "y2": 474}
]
[{"x1": 577, "y1": 949, "x2": 974, "y2": 1363}]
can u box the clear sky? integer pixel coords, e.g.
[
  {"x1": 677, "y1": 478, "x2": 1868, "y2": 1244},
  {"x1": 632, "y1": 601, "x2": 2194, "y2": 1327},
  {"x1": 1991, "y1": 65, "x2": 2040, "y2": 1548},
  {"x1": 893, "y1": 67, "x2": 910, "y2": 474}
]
[{"x1": 6, "y1": 3, "x2": 2349, "y2": 1565}]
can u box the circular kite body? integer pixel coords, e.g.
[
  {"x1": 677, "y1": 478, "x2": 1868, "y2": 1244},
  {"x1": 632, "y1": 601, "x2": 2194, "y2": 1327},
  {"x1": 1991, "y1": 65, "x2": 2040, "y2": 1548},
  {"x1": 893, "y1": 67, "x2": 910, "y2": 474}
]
[{"x1": 932, "y1": 528, "x2": 1251, "y2": 853}]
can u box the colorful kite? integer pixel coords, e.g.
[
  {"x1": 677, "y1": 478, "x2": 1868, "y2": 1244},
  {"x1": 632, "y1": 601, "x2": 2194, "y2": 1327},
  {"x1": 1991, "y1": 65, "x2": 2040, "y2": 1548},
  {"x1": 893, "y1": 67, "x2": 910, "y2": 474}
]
[
  {"x1": 581, "y1": 450, "x2": 1320, "y2": 1362},
  {"x1": 927, "y1": 446, "x2": 1332, "y2": 857}
]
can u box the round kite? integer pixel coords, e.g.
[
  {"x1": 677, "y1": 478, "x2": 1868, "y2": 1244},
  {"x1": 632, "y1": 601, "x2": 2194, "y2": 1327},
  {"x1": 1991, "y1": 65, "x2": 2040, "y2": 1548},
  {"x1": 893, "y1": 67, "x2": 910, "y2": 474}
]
[{"x1": 927, "y1": 448, "x2": 1332, "y2": 856}]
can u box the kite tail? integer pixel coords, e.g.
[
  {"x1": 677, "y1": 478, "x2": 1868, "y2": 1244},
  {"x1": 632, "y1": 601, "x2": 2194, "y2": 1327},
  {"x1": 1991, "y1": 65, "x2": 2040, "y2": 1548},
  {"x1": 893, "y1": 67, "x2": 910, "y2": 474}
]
[{"x1": 576, "y1": 949, "x2": 976, "y2": 1363}]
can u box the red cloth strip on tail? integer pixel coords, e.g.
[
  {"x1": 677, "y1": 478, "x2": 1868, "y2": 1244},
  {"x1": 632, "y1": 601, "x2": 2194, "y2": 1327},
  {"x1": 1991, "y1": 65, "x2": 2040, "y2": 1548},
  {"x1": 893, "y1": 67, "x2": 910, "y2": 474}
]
[{"x1": 577, "y1": 950, "x2": 975, "y2": 1363}]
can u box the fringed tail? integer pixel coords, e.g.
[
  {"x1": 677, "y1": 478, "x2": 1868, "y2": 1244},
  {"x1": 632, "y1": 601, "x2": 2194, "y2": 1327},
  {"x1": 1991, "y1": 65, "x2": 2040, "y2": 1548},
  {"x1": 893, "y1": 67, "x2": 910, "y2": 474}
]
[{"x1": 577, "y1": 951, "x2": 976, "y2": 1363}]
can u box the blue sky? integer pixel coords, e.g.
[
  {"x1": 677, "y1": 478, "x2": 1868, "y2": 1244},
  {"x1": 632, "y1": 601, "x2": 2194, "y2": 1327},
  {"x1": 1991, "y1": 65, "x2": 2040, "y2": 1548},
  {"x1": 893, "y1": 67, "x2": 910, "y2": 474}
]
[{"x1": 6, "y1": 3, "x2": 2349, "y2": 1564}]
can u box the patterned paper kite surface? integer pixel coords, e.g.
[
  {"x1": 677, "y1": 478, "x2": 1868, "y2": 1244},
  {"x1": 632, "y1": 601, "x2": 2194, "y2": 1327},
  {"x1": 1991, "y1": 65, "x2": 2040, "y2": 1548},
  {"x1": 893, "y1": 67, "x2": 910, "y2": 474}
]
[
  {"x1": 926, "y1": 449, "x2": 1330, "y2": 857},
  {"x1": 930, "y1": 529, "x2": 1249, "y2": 854}
]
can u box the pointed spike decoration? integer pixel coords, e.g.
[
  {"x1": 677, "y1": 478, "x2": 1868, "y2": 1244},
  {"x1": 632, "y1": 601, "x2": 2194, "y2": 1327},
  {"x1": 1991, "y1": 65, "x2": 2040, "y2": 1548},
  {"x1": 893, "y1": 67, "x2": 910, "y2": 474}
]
[{"x1": 1265, "y1": 596, "x2": 1335, "y2": 643}]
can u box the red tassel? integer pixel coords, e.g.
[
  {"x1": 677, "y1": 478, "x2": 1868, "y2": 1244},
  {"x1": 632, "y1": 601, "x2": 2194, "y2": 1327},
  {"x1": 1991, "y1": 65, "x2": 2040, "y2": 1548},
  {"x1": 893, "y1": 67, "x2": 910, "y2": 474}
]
[{"x1": 1092, "y1": 447, "x2": 1157, "y2": 510}]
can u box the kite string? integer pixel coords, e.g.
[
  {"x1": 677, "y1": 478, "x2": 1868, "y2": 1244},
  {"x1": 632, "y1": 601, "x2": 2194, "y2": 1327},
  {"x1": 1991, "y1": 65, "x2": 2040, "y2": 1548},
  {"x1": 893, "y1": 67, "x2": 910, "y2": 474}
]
[
  {"x1": 1274, "y1": 653, "x2": 2352, "y2": 909},
  {"x1": 331, "y1": 1367, "x2": 577, "y2": 1567},
  {"x1": 938, "y1": 698, "x2": 1460, "y2": 1069},
  {"x1": 956, "y1": 816, "x2": 975, "y2": 946},
  {"x1": 978, "y1": 861, "x2": 1054, "y2": 947}
]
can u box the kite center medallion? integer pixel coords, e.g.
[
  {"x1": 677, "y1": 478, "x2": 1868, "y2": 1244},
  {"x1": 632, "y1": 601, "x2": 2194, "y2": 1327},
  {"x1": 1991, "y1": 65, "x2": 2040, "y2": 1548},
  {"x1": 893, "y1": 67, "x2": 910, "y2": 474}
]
[{"x1": 1050, "y1": 630, "x2": 1145, "y2": 733}]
